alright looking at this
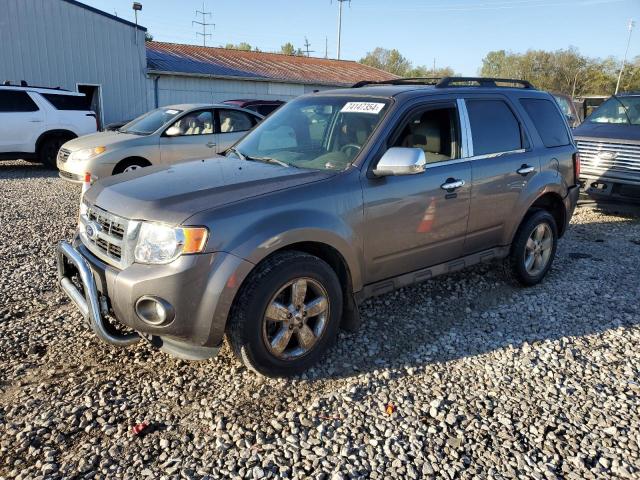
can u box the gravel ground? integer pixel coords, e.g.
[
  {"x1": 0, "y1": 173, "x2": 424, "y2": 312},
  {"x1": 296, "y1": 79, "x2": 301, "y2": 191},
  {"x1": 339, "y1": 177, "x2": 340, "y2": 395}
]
[{"x1": 1, "y1": 159, "x2": 639, "y2": 480}]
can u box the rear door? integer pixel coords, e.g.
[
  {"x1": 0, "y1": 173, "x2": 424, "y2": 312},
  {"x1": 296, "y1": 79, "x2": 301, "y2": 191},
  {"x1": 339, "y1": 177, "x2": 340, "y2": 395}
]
[
  {"x1": 361, "y1": 100, "x2": 472, "y2": 283},
  {"x1": 159, "y1": 109, "x2": 217, "y2": 164},
  {"x1": 215, "y1": 108, "x2": 261, "y2": 153},
  {"x1": 0, "y1": 90, "x2": 44, "y2": 153},
  {"x1": 462, "y1": 95, "x2": 539, "y2": 254}
]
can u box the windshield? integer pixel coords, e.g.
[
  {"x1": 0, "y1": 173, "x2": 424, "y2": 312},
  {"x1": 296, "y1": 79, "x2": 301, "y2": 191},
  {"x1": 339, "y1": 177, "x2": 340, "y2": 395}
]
[
  {"x1": 227, "y1": 96, "x2": 390, "y2": 170},
  {"x1": 588, "y1": 96, "x2": 640, "y2": 125},
  {"x1": 120, "y1": 107, "x2": 183, "y2": 135}
]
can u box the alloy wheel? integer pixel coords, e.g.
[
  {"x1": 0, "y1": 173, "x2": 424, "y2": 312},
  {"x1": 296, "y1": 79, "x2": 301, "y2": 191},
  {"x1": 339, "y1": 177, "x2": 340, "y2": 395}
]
[
  {"x1": 524, "y1": 223, "x2": 553, "y2": 276},
  {"x1": 262, "y1": 277, "x2": 330, "y2": 360}
]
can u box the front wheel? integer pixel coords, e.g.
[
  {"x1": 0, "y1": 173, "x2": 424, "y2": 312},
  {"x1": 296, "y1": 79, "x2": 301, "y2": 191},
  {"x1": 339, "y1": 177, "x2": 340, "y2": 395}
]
[
  {"x1": 505, "y1": 210, "x2": 558, "y2": 286},
  {"x1": 226, "y1": 251, "x2": 343, "y2": 377},
  {"x1": 38, "y1": 137, "x2": 67, "y2": 168}
]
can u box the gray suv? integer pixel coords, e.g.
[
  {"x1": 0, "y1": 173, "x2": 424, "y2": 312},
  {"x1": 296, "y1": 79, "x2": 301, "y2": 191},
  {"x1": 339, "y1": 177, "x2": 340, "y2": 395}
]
[{"x1": 57, "y1": 77, "x2": 580, "y2": 377}]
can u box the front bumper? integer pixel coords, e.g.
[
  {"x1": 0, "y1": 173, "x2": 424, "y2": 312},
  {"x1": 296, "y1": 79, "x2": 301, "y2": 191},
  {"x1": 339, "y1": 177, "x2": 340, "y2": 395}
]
[
  {"x1": 57, "y1": 154, "x2": 116, "y2": 183},
  {"x1": 580, "y1": 172, "x2": 640, "y2": 203},
  {"x1": 56, "y1": 237, "x2": 255, "y2": 360}
]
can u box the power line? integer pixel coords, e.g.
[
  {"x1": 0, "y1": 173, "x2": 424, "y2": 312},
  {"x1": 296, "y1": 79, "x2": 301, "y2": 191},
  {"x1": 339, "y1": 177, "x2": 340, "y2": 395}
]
[{"x1": 192, "y1": 2, "x2": 214, "y2": 47}]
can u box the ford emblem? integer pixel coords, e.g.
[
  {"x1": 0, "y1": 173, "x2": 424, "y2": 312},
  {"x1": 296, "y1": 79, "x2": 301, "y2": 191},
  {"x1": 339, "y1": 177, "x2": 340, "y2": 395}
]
[
  {"x1": 85, "y1": 222, "x2": 102, "y2": 240},
  {"x1": 597, "y1": 151, "x2": 617, "y2": 161}
]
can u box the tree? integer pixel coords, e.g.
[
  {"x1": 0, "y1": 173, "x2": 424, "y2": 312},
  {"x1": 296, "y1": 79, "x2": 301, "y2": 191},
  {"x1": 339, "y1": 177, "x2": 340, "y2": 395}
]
[
  {"x1": 144, "y1": 32, "x2": 153, "y2": 42},
  {"x1": 280, "y1": 43, "x2": 303, "y2": 56},
  {"x1": 359, "y1": 48, "x2": 412, "y2": 76},
  {"x1": 224, "y1": 42, "x2": 253, "y2": 51}
]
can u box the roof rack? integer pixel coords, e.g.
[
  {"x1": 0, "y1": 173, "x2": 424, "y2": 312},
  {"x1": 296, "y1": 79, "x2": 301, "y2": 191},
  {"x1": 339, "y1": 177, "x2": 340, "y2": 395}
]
[
  {"x1": 352, "y1": 76, "x2": 535, "y2": 90},
  {"x1": 435, "y1": 77, "x2": 535, "y2": 89},
  {"x1": 1, "y1": 80, "x2": 69, "y2": 92}
]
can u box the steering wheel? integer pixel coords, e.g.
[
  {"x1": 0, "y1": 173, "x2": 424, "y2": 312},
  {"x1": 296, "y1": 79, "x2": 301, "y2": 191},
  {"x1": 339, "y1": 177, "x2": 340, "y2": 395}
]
[{"x1": 340, "y1": 144, "x2": 362, "y2": 156}]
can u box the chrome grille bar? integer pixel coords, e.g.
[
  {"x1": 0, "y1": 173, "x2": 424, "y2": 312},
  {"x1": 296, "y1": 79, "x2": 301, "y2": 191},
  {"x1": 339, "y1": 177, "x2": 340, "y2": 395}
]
[{"x1": 577, "y1": 140, "x2": 640, "y2": 178}]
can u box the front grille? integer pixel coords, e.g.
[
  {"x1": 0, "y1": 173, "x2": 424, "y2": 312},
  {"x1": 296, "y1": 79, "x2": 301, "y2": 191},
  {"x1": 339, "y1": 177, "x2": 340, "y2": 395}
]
[
  {"x1": 81, "y1": 205, "x2": 131, "y2": 268},
  {"x1": 58, "y1": 148, "x2": 71, "y2": 163},
  {"x1": 577, "y1": 140, "x2": 640, "y2": 179}
]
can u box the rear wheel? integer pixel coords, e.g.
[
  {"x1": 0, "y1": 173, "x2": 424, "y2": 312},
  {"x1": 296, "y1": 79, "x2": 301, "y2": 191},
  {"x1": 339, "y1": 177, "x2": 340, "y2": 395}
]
[
  {"x1": 505, "y1": 210, "x2": 558, "y2": 286},
  {"x1": 38, "y1": 137, "x2": 68, "y2": 168},
  {"x1": 227, "y1": 251, "x2": 343, "y2": 377},
  {"x1": 113, "y1": 158, "x2": 151, "y2": 175}
]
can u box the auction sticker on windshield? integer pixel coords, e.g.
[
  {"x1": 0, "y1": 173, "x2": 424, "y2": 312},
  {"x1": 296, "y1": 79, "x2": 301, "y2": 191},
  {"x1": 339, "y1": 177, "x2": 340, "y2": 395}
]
[{"x1": 340, "y1": 102, "x2": 386, "y2": 114}]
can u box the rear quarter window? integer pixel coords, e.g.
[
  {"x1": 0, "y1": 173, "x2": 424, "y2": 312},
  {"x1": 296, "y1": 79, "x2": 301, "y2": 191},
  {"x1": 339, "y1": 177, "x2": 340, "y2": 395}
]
[
  {"x1": 42, "y1": 93, "x2": 91, "y2": 111},
  {"x1": 520, "y1": 98, "x2": 571, "y2": 148}
]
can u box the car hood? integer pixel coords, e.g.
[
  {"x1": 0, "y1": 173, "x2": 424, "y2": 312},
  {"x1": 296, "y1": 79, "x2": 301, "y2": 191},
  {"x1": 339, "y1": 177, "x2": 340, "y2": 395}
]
[
  {"x1": 63, "y1": 131, "x2": 144, "y2": 150},
  {"x1": 85, "y1": 156, "x2": 335, "y2": 224},
  {"x1": 573, "y1": 122, "x2": 640, "y2": 145}
]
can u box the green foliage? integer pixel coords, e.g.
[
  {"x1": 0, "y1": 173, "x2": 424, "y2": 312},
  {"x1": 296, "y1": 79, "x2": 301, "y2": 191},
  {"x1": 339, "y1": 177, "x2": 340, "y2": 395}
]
[
  {"x1": 359, "y1": 47, "x2": 457, "y2": 78},
  {"x1": 224, "y1": 42, "x2": 253, "y2": 51},
  {"x1": 480, "y1": 47, "x2": 640, "y2": 96},
  {"x1": 280, "y1": 43, "x2": 304, "y2": 56},
  {"x1": 144, "y1": 32, "x2": 153, "y2": 42}
]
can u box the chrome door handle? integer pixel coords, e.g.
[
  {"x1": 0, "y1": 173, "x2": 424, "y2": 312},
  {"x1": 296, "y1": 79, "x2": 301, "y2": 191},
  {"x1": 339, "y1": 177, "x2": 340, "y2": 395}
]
[
  {"x1": 440, "y1": 179, "x2": 465, "y2": 191},
  {"x1": 206, "y1": 142, "x2": 217, "y2": 148},
  {"x1": 517, "y1": 164, "x2": 535, "y2": 176}
]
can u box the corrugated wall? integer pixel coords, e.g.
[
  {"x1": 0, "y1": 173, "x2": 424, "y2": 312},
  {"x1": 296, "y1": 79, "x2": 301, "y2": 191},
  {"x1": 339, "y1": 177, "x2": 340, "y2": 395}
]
[
  {"x1": 0, "y1": 0, "x2": 149, "y2": 124},
  {"x1": 152, "y1": 75, "x2": 338, "y2": 107}
]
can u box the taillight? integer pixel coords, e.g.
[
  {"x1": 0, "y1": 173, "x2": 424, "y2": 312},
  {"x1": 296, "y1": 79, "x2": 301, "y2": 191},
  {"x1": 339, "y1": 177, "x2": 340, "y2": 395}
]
[{"x1": 573, "y1": 151, "x2": 581, "y2": 184}]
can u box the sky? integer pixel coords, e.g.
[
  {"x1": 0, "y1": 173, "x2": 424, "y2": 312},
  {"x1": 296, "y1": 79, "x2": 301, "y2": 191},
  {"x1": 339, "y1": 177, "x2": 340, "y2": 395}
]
[{"x1": 82, "y1": 0, "x2": 639, "y2": 74}]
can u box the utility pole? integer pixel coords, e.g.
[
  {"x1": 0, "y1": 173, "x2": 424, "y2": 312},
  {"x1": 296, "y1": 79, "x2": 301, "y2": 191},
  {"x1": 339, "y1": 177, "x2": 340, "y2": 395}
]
[
  {"x1": 304, "y1": 37, "x2": 315, "y2": 57},
  {"x1": 193, "y1": 2, "x2": 214, "y2": 47},
  {"x1": 335, "y1": 0, "x2": 350, "y2": 60},
  {"x1": 325, "y1": 36, "x2": 328, "y2": 58},
  {"x1": 615, "y1": 18, "x2": 635, "y2": 95}
]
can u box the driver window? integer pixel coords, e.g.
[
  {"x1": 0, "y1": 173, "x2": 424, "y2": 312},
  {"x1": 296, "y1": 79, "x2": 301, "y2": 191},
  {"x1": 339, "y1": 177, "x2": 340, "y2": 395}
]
[
  {"x1": 392, "y1": 107, "x2": 458, "y2": 164},
  {"x1": 169, "y1": 110, "x2": 213, "y2": 136}
]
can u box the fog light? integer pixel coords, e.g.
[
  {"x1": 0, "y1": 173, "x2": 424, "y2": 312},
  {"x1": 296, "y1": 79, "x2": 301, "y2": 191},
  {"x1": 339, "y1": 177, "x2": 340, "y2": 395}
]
[{"x1": 135, "y1": 296, "x2": 175, "y2": 326}]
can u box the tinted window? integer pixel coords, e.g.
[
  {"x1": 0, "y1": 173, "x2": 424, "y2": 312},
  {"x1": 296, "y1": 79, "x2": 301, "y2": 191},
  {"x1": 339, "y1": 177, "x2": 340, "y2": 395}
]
[
  {"x1": 218, "y1": 109, "x2": 257, "y2": 133},
  {"x1": 393, "y1": 107, "x2": 458, "y2": 163},
  {"x1": 256, "y1": 104, "x2": 281, "y2": 116},
  {"x1": 42, "y1": 93, "x2": 91, "y2": 111},
  {"x1": 466, "y1": 100, "x2": 522, "y2": 155},
  {"x1": 0, "y1": 90, "x2": 39, "y2": 112},
  {"x1": 521, "y1": 98, "x2": 571, "y2": 148}
]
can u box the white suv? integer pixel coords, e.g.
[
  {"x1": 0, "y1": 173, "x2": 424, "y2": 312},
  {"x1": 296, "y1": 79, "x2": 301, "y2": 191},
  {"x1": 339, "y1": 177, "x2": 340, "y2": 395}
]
[{"x1": 0, "y1": 84, "x2": 97, "y2": 167}]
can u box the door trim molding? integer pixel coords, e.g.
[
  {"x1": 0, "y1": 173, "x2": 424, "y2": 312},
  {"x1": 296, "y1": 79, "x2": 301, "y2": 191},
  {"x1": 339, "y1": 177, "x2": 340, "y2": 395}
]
[{"x1": 356, "y1": 246, "x2": 510, "y2": 303}]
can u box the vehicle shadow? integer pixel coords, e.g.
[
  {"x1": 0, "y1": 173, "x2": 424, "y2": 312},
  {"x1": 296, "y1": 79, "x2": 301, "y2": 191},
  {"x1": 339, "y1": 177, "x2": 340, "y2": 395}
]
[
  {"x1": 305, "y1": 207, "x2": 640, "y2": 382},
  {"x1": 0, "y1": 160, "x2": 59, "y2": 180}
]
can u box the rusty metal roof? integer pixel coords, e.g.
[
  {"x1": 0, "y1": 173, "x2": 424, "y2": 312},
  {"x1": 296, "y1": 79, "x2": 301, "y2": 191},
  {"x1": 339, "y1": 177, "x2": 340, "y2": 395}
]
[{"x1": 146, "y1": 41, "x2": 396, "y2": 86}]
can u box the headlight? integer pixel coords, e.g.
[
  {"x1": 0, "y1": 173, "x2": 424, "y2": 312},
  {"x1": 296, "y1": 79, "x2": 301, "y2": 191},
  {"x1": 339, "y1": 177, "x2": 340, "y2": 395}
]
[
  {"x1": 71, "y1": 146, "x2": 106, "y2": 161},
  {"x1": 134, "y1": 222, "x2": 209, "y2": 264}
]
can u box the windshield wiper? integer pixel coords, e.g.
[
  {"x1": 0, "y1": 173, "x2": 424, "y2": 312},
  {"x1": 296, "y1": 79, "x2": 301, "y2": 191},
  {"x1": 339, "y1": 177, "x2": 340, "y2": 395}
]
[
  {"x1": 226, "y1": 147, "x2": 246, "y2": 160},
  {"x1": 245, "y1": 155, "x2": 293, "y2": 168}
]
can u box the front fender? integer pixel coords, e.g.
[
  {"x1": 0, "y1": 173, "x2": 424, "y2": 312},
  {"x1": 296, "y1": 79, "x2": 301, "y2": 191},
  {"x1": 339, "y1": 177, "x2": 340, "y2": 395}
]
[{"x1": 223, "y1": 209, "x2": 363, "y2": 292}]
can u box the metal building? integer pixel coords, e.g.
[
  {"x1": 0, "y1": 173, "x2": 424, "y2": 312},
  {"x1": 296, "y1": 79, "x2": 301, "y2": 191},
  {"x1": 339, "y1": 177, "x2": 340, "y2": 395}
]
[
  {"x1": 145, "y1": 42, "x2": 393, "y2": 108},
  {"x1": 0, "y1": 0, "x2": 149, "y2": 126},
  {"x1": 1, "y1": 0, "x2": 393, "y2": 127}
]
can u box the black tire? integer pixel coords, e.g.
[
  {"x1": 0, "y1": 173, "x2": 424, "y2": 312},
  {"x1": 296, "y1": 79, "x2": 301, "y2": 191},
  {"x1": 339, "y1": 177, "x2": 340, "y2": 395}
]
[
  {"x1": 504, "y1": 210, "x2": 558, "y2": 287},
  {"x1": 38, "y1": 137, "x2": 67, "y2": 168},
  {"x1": 226, "y1": 251, "x2": 343, "y2": 377},
  {"x1": 113, "y1": 158, "x2": 150, "y2": 175}
]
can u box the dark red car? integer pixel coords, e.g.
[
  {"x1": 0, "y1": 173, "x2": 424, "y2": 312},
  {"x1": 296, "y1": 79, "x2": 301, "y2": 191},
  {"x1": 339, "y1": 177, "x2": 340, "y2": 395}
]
[{"x1": 222, "y1": 99, "x2": 284, "y2": 117}]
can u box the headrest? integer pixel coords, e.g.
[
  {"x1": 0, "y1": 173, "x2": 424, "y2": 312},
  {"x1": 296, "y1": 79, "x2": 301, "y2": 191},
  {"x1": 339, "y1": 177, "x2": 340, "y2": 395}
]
[{"x1": 410, "y1": 119, "x2": 441, "y2": 153}]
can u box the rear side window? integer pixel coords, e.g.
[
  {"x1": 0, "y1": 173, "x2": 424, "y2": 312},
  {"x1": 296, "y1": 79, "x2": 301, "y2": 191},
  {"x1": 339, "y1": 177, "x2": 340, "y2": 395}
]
[
  {"x1": 520, "y1": 98, "x2": 571, "y2": 148},
  {"x1": 466, "y1": 99, "x2": 522, "y2": 156},
  {"x1": 0, "y1": 90, "x2": 39, "y2": 112},
  {"x1": 42, "y1": 93, "x2": 91, "y2": 111},
  {"x1": 218, "y1": 109, "x2": 257, "y2": 133}
]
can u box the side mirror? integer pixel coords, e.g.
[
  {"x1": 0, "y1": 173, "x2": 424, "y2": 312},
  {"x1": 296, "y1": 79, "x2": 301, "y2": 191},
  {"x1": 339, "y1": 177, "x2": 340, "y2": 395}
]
[
  {"x1": 373, "y1": 147, "x2": 426, "y2": 177},
  {"x1": 165, "y1": 125, "x2": 181, "y2": 137}
]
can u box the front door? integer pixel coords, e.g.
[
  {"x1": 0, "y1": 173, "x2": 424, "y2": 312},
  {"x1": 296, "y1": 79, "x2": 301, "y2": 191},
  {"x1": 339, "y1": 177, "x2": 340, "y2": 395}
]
[
  {"x1": 362, "y1": 102, "x2": 472, "y2": 283},
  {"x1": 462, "y1": 96, "x2": 540, "y2": 254},
  {"x1": 159, "y1": 109, "x2": 218, "y2": 164}
]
